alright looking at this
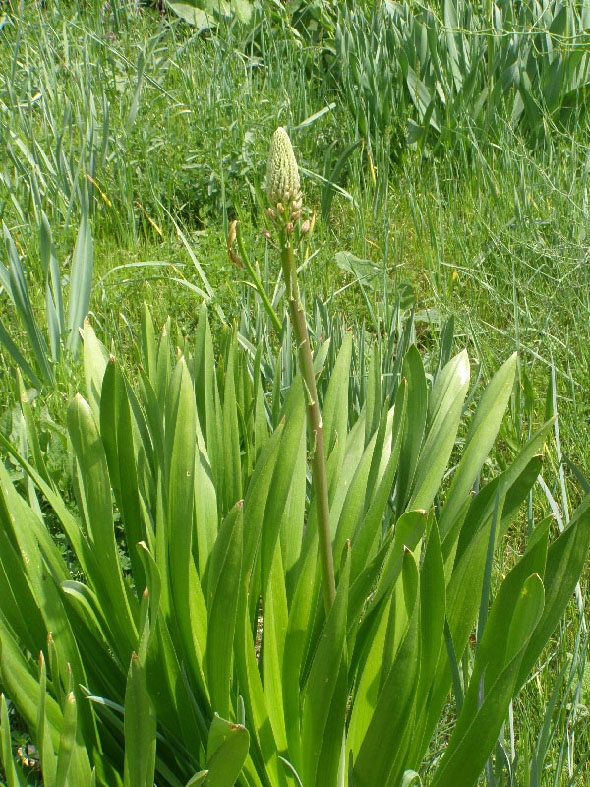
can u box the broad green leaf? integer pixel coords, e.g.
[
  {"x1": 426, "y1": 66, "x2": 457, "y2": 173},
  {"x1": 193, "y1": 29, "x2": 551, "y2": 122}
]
[
  {"x1": 395, "y1": 346, "x2": 427, "y2": 516},
  {"x1": 185, "y1": 771, "x2": 208, "y2": 786},
  {"x1": 439, "y1": 354, "x2": 516, "y2": 539},
  {"x1": 205, "y1": 713, "x2": 250, "y2": 786},
  {"x1": 382, "y1": 548, "x2": 419, "y2": 685},
  {"x1": 280, "y1": 419, "x2": 307, "y2": 600},
  {"x1": 0, "y1": 462, "x2": 96, "y2": 749},
  {"x1": 374, "y1": 510, "x2": 428, "y2": 607},
  {"x1": 0, "y1": 311, "x2": 42, "y2": 388},
  {"x1": 242, "y1": 421, "x2": 285, "y2": 583},
  {"x1": 194, "y1": 441, "x2": 218, "y2": 578},
  {"x1": 67, "y1": 394, "x2": 138, "y2": 661},
  {"x1": 333, "y1": 423, "x2": 378, "y2": 569},
  {"x1": 365, "y1": 343, "x2": 382, "y2": 445},
  {"x1": 2, "y1": 223, "x2": 53, "y2": 385},
  {"x1": 0, "y1": 621, "x2": 63, "y2": 753},
  {"x1": 516, "y1": 496, "x2": 590, "y2": 690},
  {"x1": 352, "y1": 559, "x2": 420, "y2": 785},
  {"x1": 100, "y1": 359, "x2": 146, "y2": 593},
  {"x1": 165, "y1": 357, "x2": 203, "y2": 689},
  {"x1": 328, "y1": 413, "x2": 367, "y2": 538},
  {"x1": 322, "y1": 333, "x2": 352, "y2": 499},
  {"x1": 432, "y1": 575, "x2": 545, "y2": 787},
  {"x1": 234, "y1": 586, "x2": 284, "y2": 786},
  {"x1": 40, "y1": 211, "x2": 65, "y2": 362},
  {"x1": 124, "y1": 651, "x2": 156, "y2": 787},
  {"x1": 417, "y1": 519, "x2": 445, "y2": 707},
  {"x1": 37, "y1": 655, "x2": 57, "y2": 787},
  {"x1": 1, "y1": 694, "x2": 25, "y2": 787},
  {"x1": 55, "y1": 693, "x2": 77, "y2": 787},
  {"x1": 67, "y1": 211, "x2": 93, "y2": 356},
  {"x1": 140, "y1": 305, "x2": 157, "y2": 388},
  {"x1": 262, "y1": 543, "x2": 289, "y2": 752},
  {"x1": 283, "y1": 530, "x2": 319, "y2": 774},
  {"x1": 155, "y1": 319, "x2": 172, "y2": 409},
  {"x1": 206, "y1": 504, "x2": 243, "y2": 719},
  {"x1": 351, "y1": 379, "x2": 407, "y2": 583},
  {"x1": 346, "y1": 584, "x2": 392, "y2": 763},
  {"x1": 409, "y1": 350, "x2": 470, "y2": 512},
  {"x1": 0, "y1": 479, "x2": 50, "y2": 654},
  {"x1": 261, "y1": 383, "x2": 305, "y2": 595},
  {"x1": 301, "y1": 544, "x2": 350, "y2": 787},
  {"x1": 222, "y1": 337, "x2": 242, "y2": 514},
  {"x1": 83, "y1": 320, "x2": 109, "y2": 424}
]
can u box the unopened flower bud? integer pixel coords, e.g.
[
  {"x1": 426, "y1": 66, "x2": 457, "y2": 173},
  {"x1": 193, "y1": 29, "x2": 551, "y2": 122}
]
[
  {"x1": 266, "y1": 128, "x2": 303, "y2": 224},
  {"x1": 300, "y1": 219, "x2": 311, "y2": 235}
]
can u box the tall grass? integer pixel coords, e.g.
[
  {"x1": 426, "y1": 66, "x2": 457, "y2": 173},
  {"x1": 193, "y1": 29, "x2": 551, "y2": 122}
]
[{"x1": 0, "y1": 1, "x2": 589, "y2": 782}]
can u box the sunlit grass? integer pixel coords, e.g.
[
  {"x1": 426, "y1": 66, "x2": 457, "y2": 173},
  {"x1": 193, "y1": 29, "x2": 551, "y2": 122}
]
[{"x1": 0, "y1": 0, "x2": 589, "y2": 783}]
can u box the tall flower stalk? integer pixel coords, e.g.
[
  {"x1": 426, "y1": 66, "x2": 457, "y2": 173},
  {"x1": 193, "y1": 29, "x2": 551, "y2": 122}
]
[{"x1": 266, "y1": 127, "x2": 336, "y2": 611}]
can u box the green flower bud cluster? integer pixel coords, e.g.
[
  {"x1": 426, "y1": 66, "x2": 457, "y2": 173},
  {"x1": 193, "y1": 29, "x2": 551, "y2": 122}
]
[{"x1": 266, "y1": 127, "x2": 303, "y2": 229}]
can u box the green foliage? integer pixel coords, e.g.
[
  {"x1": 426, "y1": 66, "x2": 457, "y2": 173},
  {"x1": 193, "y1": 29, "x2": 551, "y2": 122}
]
[
  {"x1": 0, "y1": 305, "x2": 588, "y2": 784},
  {"x1": 0, "y1": 1, "x2": 589, "y2": 784},
  {"x1": 0, "y1": 209, "x2": 93, "y2": 387},
  {"x1": 337, "y1": 0, "x2": 590, "y2": 153},
  {"x1": 164, "y1": 0, "x2": 255, "y2": 30}
]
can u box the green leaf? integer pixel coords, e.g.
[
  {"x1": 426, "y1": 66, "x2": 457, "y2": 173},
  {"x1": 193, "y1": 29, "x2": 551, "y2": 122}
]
[
  {"x1": 261, "y1": 383, "x2": 306, "y2": 595},
  {"x1": 322, "y1": 333, "x2": 352, "y2": 497},
  {"x1": 165, "y1": 357, "x2": 204, "y2": 688},
  {"x1": 283, "y1": 530, "x2": 319, "y2": 774},
  {"x1": 0, "y1": 311, "x2": 42, "y2": 388},
  {"x1": 352, "y1": 554, "x2": 420, "y2": 785},
  {"x1": 395, "y1": 346, "x2": 427, "y2": 516},
  {"x1": 234, "y1": 585, "x2": 283, "y2": 786},
  {"x1": 0, "y1": 695, "x2": 25, "y2": 787},
  {"x1": 432, "y1": 575, "x2": 545, "y2": 787},
  {"x1": 17, "y1": 370, "x2": 50, "y2": 485},
  {"x1": 262, "y1": 543, "x2": 289, "y2": 752},
  {"x1": 417, "y1": 519, "x2": 445, "y2": 707},
  {"x1": 222, "y1": 337, "x2": 242, "y2": 514},
  {"x1": 409, "y1": 350, "x2": 470, "y2": 512},
  {"x1": 206, "y1": 503, "x2": 243, "y2": 719},
  {"x1": 351, "y1": 379, "x2": 407, "y2": 583},
  {"x1": 205, "y1": 714, "x2": 250, "y2": 786},
  {"x1": 37, "y1": 655, "x2": 57, "y2": 787},
  {"x1": 439, "y1": 353, "x2": 517, "y2": 539},
  {"x1": 516, "y1": 496, "x2": 590, "y2": 690},
  {"x1": 0, "y1": 621, "x2": 63, "y2": 753},
  {"x1": 55, "y1": 692, "x2": 78, "y2": 787},
  {"x1": 66, "y1": 210, "x2": 93, "y2": 356},
  {"x1": 123, "y1": 651, "x2": 156, "y2": 787},
  {"x1": 2, "y1": 222, "x2": 53, "y2": 385},
  {"x1": 40, "y1": 211, "x2": 65, "y2": 360},
  {"x1": 166, "y1": 0, "x2": 253, "y2": 28},
  {"x1": 67, "y1": 394, "x2": 138, "y2": 661},
  {"x1": 100, "y1": 359, "x2": 146, "y2": 593},
  {"x1": 301, "y1": 544, "x2": 350, "y2": 787},
  {"x1": 185, "y1": 772, "x2": 208, "y2": 786},
  {"x1": 83, "y1": 320, "x2": 109, "y2": 425}
]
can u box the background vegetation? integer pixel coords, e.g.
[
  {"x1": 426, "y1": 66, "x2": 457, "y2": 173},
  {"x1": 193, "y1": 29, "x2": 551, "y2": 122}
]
[{"x1": 0, "y1": 0, "x2": 589, "y2": 784}]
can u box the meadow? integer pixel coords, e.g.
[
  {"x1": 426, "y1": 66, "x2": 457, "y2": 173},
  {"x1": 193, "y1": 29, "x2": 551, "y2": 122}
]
[{"x1": 0, "y1": 0, "x2": 590, "y2": 784}]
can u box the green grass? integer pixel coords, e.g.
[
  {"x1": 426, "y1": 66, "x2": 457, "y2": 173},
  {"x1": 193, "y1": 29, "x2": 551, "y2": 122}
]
[{"x1": 1, "y1": 0, "x2": 590, "y2": 783}]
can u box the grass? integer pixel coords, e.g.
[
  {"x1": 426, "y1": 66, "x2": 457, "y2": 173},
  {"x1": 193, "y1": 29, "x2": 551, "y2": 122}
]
[{"x1": 1, "y1": 0, "x2": 589, "y2": 783}]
